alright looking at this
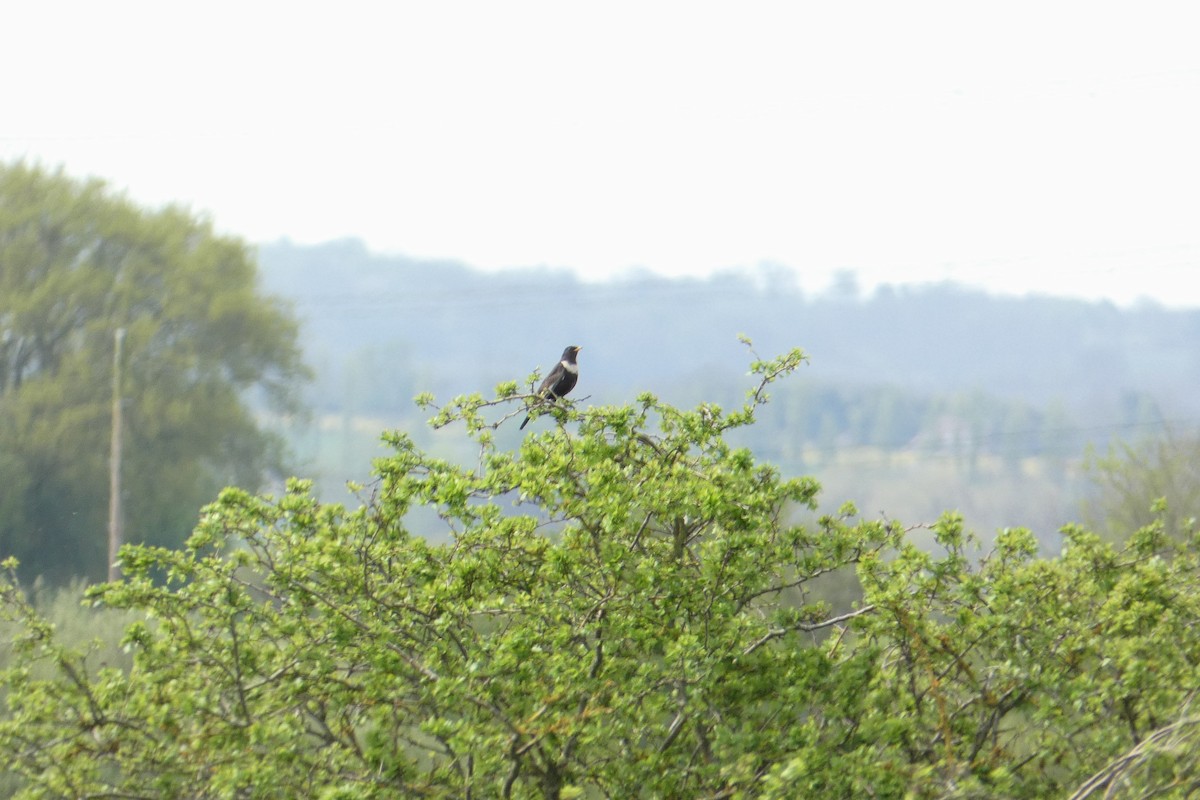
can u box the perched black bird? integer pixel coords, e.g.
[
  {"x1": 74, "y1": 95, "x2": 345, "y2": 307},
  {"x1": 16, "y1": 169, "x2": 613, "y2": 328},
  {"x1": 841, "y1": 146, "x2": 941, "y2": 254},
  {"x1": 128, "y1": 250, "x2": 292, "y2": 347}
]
[{"x1": 520, "y1": 345, "x2": 582, "y2": 429}]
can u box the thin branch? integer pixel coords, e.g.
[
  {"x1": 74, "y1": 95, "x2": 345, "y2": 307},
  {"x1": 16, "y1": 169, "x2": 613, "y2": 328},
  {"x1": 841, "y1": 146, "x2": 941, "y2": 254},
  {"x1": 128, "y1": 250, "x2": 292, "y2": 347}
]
[
  {"x1": 1067, "y1": 712, "x2": 1200, "y2": 800},
  {"x1": 742, "y1": 605, "x2": 876, "y2": 655},
  {"x1": 658, "y1": 712, "x2": 687, "y2": 754}
]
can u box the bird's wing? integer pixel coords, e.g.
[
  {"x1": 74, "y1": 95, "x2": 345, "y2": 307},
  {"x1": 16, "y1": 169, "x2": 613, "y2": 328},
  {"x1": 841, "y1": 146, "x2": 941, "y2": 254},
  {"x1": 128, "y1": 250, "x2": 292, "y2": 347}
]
[
  {"x1": 552, "y1": 370, "x2": 578, "y2": 398},
  {"x1": 538, "y1": 363, "x2": 566, "y2": 397}
]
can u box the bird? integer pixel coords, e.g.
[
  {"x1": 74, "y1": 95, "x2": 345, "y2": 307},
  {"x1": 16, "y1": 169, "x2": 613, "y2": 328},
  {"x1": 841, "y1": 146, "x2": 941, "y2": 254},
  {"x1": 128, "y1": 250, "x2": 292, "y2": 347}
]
[{"x1": 520, "y1": 345, "x2": 582, "y2": 429}]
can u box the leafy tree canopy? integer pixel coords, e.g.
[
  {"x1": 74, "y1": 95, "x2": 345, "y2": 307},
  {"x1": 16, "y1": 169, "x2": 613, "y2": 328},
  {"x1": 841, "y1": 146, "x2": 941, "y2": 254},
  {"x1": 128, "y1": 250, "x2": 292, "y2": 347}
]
[
  {"x1": 1, "y1": 345, "x2": 1199, "y2": 799},
  {"x1": 0, "y1": 161, "x2": 309, "y2": 580}
]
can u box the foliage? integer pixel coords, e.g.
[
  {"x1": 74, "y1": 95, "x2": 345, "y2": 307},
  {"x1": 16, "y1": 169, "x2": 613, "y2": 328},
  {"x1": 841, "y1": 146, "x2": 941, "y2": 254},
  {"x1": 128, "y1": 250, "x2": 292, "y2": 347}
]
[
  {"x1": 1, "y1": 344, "x2": 1199, "y2": 798},
  {"x1": 0, "y1": 162, "x2": 309, "y2": 580},
  {"x1": 1084, "y1": 428, "x2": 1200, "y2": 543},
  {"x1": 762, "y1": 516, "x2": 1200, "y2": 799},
  {"x1": 0, "y1": 579, "x2": 139, "y2": 674}
]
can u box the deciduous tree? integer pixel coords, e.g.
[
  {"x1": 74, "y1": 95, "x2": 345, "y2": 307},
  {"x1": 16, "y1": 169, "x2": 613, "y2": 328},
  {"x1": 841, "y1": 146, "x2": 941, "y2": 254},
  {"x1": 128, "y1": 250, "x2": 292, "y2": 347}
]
[
  {"x1": 1084, "y1": 428, "x2": 1200, "y2": 542},
  {"x1": 0, "y1": 162, "x2": 308, "y2": 580}
]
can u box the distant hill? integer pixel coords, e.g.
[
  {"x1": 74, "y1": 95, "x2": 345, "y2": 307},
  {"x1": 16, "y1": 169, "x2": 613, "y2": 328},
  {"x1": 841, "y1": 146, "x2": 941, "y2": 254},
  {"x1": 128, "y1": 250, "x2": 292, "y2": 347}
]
[{"x1": 257, "y1": 237, "x2": 1199, "y2": 423}]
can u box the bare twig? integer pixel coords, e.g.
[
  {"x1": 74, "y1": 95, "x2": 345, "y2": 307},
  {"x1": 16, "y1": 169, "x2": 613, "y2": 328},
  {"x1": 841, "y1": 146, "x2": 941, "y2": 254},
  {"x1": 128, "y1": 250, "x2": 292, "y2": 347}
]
[
  {"x1": 1067, "y1": 711, "x2": 1200, "y2": 800},
  {"x1": 742, "y1": 605, "x2": 876, "y2": 655}
]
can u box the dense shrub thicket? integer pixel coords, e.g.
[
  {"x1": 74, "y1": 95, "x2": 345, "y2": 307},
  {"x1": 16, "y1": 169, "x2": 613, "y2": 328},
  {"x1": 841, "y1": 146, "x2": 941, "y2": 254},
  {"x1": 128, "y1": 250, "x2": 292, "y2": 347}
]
[{"x1": 1, "y1": 347, "x2": 1197, "y2": 798}]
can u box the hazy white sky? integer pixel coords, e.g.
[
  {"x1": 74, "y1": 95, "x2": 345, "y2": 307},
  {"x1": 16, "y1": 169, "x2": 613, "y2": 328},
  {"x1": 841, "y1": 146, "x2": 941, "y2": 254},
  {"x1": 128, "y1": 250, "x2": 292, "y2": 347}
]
[{"x1": 5, "y1": 2, "x2": 1199, "y2": 306}]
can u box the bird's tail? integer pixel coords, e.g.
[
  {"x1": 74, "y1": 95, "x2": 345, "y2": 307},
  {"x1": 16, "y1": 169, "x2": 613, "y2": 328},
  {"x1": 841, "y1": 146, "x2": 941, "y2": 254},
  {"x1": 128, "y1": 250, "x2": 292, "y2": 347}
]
[{"x1": 519, "y1": 414, "x2": 531, "y2": 430}]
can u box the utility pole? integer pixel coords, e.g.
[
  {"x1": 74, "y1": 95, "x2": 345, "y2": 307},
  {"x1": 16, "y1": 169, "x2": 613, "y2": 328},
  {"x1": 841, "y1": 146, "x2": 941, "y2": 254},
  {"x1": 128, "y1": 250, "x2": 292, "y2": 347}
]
[{"x1": 108, "y1": 328, "x2": 125, "y2": 582}]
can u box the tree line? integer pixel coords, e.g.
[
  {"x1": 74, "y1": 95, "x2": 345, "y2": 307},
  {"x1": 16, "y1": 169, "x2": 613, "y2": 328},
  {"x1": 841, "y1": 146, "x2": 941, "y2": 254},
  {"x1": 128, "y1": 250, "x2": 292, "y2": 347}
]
[{"x1": 256, "y1": 237, "x2": 1200, "y2": 422}]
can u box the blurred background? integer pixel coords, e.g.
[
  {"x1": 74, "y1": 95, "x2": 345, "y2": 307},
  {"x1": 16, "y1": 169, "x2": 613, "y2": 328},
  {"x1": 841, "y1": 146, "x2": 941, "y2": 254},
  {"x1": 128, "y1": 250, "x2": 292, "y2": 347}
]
[{"x1": 4, "y1": 2, "x2": 1199, "y2": 580}]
